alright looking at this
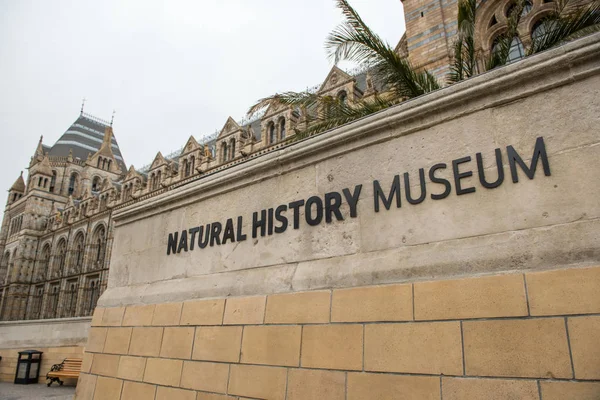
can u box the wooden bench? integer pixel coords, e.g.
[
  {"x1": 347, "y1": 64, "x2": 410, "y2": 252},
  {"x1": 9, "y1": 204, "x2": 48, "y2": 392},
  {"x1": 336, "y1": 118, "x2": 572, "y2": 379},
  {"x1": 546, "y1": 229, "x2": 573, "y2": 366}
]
[{"x1": 46, "y1": 358, "x2": 82, "y2": 386}]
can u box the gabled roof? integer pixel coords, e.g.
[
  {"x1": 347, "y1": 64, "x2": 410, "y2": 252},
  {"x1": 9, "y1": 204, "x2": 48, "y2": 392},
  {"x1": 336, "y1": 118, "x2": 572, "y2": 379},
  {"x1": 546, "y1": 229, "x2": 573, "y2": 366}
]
[
  {"x1": 318, "y1": 66, "x2": 354, "y2": 93},
  {"x1": 48, "y1": 113, "x2": 126, "y2": 171},
  {"x1": 150, "y1": 152, "x2": 167, "y2": 170},
  {"x1": 123, "y1": 165, "x2": 143, "y2": 182},
  {"x1": 181, "y1": 136, "x2": 200, "y2": 155},
  {"x1": 217, "y1": 117, "x2": 241, "y2": 139},
  {"x1": 10, "y1": 172, "x2": 25, "y2": 192}
]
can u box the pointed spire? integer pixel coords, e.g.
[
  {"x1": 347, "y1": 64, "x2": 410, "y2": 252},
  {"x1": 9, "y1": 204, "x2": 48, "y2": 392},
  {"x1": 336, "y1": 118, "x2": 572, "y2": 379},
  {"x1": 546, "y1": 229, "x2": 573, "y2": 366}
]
[
  {"x1": 10, "y1": 171, "x2": 26, "y2": 193},
  {"x1": 80, "y1": 98, "x2": 86, "y2": 115}
]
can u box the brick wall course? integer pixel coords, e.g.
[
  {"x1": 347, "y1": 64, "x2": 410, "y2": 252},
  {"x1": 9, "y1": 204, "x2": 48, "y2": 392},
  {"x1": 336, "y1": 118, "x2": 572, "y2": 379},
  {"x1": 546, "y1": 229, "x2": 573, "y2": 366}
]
[{"x1": 75, "y1": 266, "x2": 600, "y2": 399}]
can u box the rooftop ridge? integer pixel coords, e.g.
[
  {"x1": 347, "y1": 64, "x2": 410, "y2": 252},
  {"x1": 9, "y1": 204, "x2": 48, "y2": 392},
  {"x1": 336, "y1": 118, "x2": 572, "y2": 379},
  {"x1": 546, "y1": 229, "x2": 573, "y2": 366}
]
[{"x1": 80, "y1": 112, "x2": 112, "y2": 127}]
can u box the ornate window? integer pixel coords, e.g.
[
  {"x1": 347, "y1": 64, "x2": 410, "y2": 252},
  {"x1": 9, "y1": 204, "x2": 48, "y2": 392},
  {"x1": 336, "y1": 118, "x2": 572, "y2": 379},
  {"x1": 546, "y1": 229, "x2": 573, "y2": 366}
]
[
  {"x1": 92, "y1": 225, "x2": 107, "y2": 269},
  {"x1": 222, "y1": 143, "x2": 229, "y2": 162},
  {"x1": 35, "y1": 245, "x2": 51, "y2": 282},
  {"x1": 508, "y1": 36, "x2": 525, "y2": 62},
  {"x1": 183, "y1": 159, "x2": 190, "y2": 177},
  {"x1": 31, "y1": 285, "x2": 44, "y2": 320},
  {"x1": 230, "y1": 138, "x2": 236, "y2": 159},
  {"x1": 279, "y1": 118, "x2": 286, "y2": 140},
  {"x1": 72, "y1": 233, "x2": 85, "y2": 274},
  {"x1": 68, "y1": 173, "x2": 78, "y2": 196},
  {"x1": 0, "y1": 252, "x2": 9, "y2": 286},
  {"x1": 190, "y1": 156, "x2": 195, "y2": 175},
  {"x1": 53, "y1": 239, "x2": 67, "y2": 278},
  {"x1": 62, "y1": 280, "x2": 78, "y2": 318},
  {"x1": 83, "y1": 276, "x2": 100, "y2": 316},
  {"x1": 338, "y1": 90, "x2": 348, "y2": 105},
  {"x1": 46, "y1": 283, "x2": 60, "y2": 319},
  {"x1": 268, "y1": 122, "x2": 276, "y2": 144}
]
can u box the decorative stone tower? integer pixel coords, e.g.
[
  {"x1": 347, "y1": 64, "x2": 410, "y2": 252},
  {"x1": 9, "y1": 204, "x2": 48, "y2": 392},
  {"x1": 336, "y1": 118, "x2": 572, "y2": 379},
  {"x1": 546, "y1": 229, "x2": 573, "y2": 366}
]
[{"x1": 401, "y1": 0, "x2": 459, "y2": 82}]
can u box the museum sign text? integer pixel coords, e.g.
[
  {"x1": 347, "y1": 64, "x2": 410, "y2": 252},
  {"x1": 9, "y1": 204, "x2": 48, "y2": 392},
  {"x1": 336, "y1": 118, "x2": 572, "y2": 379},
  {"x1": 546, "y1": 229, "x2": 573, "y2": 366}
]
[{"x1": 167, "y1": 136, "x2": 551, "y2": 255}]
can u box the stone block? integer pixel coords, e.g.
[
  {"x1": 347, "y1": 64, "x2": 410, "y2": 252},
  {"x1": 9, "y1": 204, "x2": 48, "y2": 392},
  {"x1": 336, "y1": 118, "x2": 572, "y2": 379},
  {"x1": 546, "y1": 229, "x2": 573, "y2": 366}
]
[
  {"x1": 463, "y1": 318, "x2": 572, "y2": 378},
  {"x1": 228, "y1": 364, "x2": 287, "y2": 400},
  {"x1": 301, "y1": 324, "x2": 362, "y2": 370},
  {"x1": 347, "y1": 372, "x2": 440, "y2": 400},
  {"x1": 155, "y1": 386, "x2": 197, "y2": 400},
  {"x1": 414, "y1": 274, "x2": 528, "y2": 320},
  {"x1": 180, "y1": 299, "x2": 225, "y2": 325},
  {"x1": 86, "y1": 328, "x2": 107, "y2": 353},
  {"x1": 541, "y1": 381, "x2": 600, "y2": 400},
  {"x1": 568, "y1": 316, "x2": 600, "y2": 379},
  {"x1": 241, "y1": 325, "x2": 301, "y2": 367},
  {"x1": 331, "y1": 284, "x2": 412, "y2": 322},
  {"x1": 101, "y1": 307, "x2": 125, "y2": 327},
  {"x1": 442, "y1": 377, "x2": 539, "y2": 400},
  {"x1": 364, "y1": 322, "x2": 462, "y2": 375},
  {"x1": 527, "y1": 266, "x2": 600, "y2": 316},
  {"x1": 122, "y1": 304, "x2": 155, "y2": 326},
  {"x1": 196, "y1": 394, "x2": 237, "y2": 400},
  {"x1": 143, "y1": 357, "x2": 183, "y2": 387},
  {"x1": 90, "y1": 353, "x2": 120, "y2": 377},
  {"x1": 224, "y1": 296, "x2": 266, "y2": 325},
  {"x1": 117, "y1": 356, "x2": 146, "y2": 381},
  {"x1": 180, "y1": 360, "x2": 229, "y2": 393},
  {"x1": 91, "y1": 308, "x2": 104, "y2": 327},
  {"x1": 93, "y1": 376, "x2": 123, "y2": 400},
  {"x1": 121, "y1": 381, "x2": 156, "y2": 400},
  {"x1": 128, "y1": 327, "x2": 163, "y2": 357},
  {"x1": 159, "y1": 327, "x2": 194, "y2": 359},
  {"x1": 75, "y1": 373, "x2": 96, "y2": 400},
  {"x1": 265, "y1": 291, "x2": 330, "y2": 324},
  {"x1": 81, "y1": 352, "x2": 93, "y2": 373},
  {"x1": 286, "y1": 368, "x2": 346, "y2": 400},
  {"x1": 103, "y1": 327, "x2": 132, "y2": 355},
  {"x1": 152, "y1": 302, "x2": 183, "y2": 326},
  {"x1": 192, "y1": 326, "x2": 242, "y2": 362}
]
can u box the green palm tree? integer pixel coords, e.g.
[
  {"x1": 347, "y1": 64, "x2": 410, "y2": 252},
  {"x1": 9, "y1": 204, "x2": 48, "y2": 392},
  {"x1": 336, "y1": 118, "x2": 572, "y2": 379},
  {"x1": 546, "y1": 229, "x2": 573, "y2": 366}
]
[
  {"x1": 247, "y1": 0, "x2": 440, "y2": 139},
  {"x1": 528, "y1": 0, "x2": 600, "y2": 54},
  {"x1": 449, "y1": 0, "x2": 600, "y2": 82}
]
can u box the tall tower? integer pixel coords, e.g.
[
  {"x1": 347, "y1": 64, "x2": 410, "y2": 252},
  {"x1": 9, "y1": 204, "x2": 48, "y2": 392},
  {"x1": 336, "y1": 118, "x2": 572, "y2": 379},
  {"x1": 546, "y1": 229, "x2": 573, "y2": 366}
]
[{"x1": 401, "y1": 0, "x2": 458, "y2": 83}]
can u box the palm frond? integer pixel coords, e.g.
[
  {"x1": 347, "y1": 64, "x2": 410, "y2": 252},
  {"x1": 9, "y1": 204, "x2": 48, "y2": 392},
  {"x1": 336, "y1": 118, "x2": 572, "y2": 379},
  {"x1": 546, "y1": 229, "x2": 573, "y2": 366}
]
[
  {"x1": 325, "y1": 0, "x2": 440, "y2": 98},
  {"x1": 528, "y1": 0, "x2": 600, "y2": 55},
  {"x1": 486, "y1": 0, "x2": 525, "y2": 70},
  {"x1": 449, "y1": 0, "x2": 478, "y2": 83},
  {"x1": 247, "y1": 91, "x2": 322, "y2": 116},
  {"x1": 293, "y1": 95, "x2": 401, "y2": 140}
]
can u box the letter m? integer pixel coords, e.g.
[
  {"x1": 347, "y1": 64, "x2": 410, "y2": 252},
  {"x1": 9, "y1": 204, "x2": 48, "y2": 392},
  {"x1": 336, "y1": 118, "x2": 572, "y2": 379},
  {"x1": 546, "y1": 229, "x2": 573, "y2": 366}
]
[
  {"x1": 507, "y1": 137, "x2": 551, "y2": 183},
  {"x1": 373, "y1": 175, "x2": 401, "y2": 212}
]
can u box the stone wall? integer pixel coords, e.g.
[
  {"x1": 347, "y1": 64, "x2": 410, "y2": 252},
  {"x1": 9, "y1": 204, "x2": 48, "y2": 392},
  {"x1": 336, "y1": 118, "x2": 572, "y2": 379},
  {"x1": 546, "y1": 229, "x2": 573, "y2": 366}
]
[
  {"x1": 76, "y1": 34, "x2": 600, "y2": 400},
  {"x1": 0, "y1": 317, "x2": 90, "y2": 384},
  {"x1": 79, "y1": 266, "x2": 599, "y2": 399}
]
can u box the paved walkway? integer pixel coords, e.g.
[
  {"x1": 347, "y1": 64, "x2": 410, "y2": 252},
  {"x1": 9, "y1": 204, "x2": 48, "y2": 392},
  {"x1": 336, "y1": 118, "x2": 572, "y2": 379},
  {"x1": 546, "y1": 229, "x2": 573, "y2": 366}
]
[{"x1": 0, "y1": 382, "x2": 75, "y2": 400}]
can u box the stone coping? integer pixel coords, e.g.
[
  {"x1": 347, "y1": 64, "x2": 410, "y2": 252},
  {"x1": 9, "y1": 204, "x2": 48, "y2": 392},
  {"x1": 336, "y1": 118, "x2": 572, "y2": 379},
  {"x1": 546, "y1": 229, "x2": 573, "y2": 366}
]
[{"x1": 0, "y1": 316, "x2": 91, "y2": 327}]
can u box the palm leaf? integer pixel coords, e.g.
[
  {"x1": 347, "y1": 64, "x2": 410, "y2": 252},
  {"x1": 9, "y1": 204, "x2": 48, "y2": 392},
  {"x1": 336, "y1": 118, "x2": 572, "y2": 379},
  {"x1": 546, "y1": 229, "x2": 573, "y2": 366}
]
[
  {"x1": 486, "y1": 0, "x2": 525, "y2": 70},
  {"x1": 247, "y1": 91, "x2": 322, "y2": 116},
  {"x1": 325, "y1": 0, "x2": 440, "y2": 98},
  {"x1": 449, "y1": 0, "x2": 478, "y2": 83},
  {"x1": 528, "y1": 0, "x2": 600, "y2": 55}
]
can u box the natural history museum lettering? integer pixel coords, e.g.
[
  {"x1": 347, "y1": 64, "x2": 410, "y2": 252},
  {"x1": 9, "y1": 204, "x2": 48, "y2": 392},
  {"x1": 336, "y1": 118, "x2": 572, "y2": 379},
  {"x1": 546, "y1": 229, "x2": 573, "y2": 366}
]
[{"x1": 167, "y1": 136, "x2": 551, "y2": 255}]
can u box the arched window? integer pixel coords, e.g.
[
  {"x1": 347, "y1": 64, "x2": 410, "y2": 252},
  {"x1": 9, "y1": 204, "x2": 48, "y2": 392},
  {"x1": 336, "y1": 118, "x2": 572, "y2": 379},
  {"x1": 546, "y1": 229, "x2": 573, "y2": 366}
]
[
  {"x1": 532, "y1": 20, "x2": 553, "y2": 42},
  {"x1": 183, "y1": 159, "x2": 190, "y2": 177},
  {"x1": 268, "y1": 122, "x2": 276, "y2": 144},
  {"x1": 92, "y1": 176, "x2": 100, "y2": 192},
  {"x1": 102, "y1": 159, "x2": 107, "y2": 170},
  {"x1": 0, "y1": 252, "x2": 10, "y2": 286},
  {"x1": 190, "y1": 156, "x2": 195, "y2": 175},
  {"x1": 337, "y1": 90, "x2": 348, "y2": 105},
  {"x1": 507, "y1": 36, "x2": 525, "y2": 63},
  {"x1": 68, "y1": 173, "x2": 77, "y2": 196},
  {"x1": 222, "y1": 143, "x2": 229, "y2": 162},
  {"x1": 73, "y1": 233, "x2": 85, "y2": 274},
  {"x1": 107, "y1": 160, "x2": 112, "y2": 170},
  {"x1": 156, "y1": 171, "x2": 162, "y2": 187},
  {"x1": 92, "y1": 225, "x2": 107, "y2": 269},
  {"x1": 84, "y1": 278, "x2": 100, "y2": 316},
  {"x1": 49, "y1": 171, "x2": 56, "y2": 193},
  {"x1": 36, "y1": 245, "x2": 51, "y2": 282},
  {"x1": 506, "y1": 0, "x2": 532, "y2": 17},
  {"x1": 47, "y1": 284, "x2": 60, "y2": 319},
  {"x1": 63, "y1": 281, "x2": 78, "y2": 318},
  {"x1": 230, "y1": 138, "x2": 236, "y2": 159},
  {"x1": 38, "y1": 177, "x2": 43, "y2": 187},
  {"x1": 31, "y1": 285, "x2": 44, "y2": 319},
  {"x1": 97, "y1": 157, "x2": 103, "y2": 168},
  {"x1": 53, "y1": 239, "x2": 67, "y2": 278},
  {"x1": 279, "y1": 119, "x2": 286, "y2": 140},
  {"x1": 44, "y1": 178, "x2": 48, "y2": 188}
]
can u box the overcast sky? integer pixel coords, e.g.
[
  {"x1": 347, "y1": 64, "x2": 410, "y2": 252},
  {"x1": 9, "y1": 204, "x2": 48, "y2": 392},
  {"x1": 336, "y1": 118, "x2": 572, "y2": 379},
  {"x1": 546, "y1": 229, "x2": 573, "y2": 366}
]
[{"x1": 0, "y1": 0, "x2": 405, "y2": 200}]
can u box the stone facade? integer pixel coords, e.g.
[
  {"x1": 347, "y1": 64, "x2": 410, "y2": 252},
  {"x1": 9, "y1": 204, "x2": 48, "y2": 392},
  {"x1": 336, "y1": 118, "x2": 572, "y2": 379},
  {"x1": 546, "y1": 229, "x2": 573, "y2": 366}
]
[{"x1": 75, "y1": 33, "x2": 600, "y2": 400}]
